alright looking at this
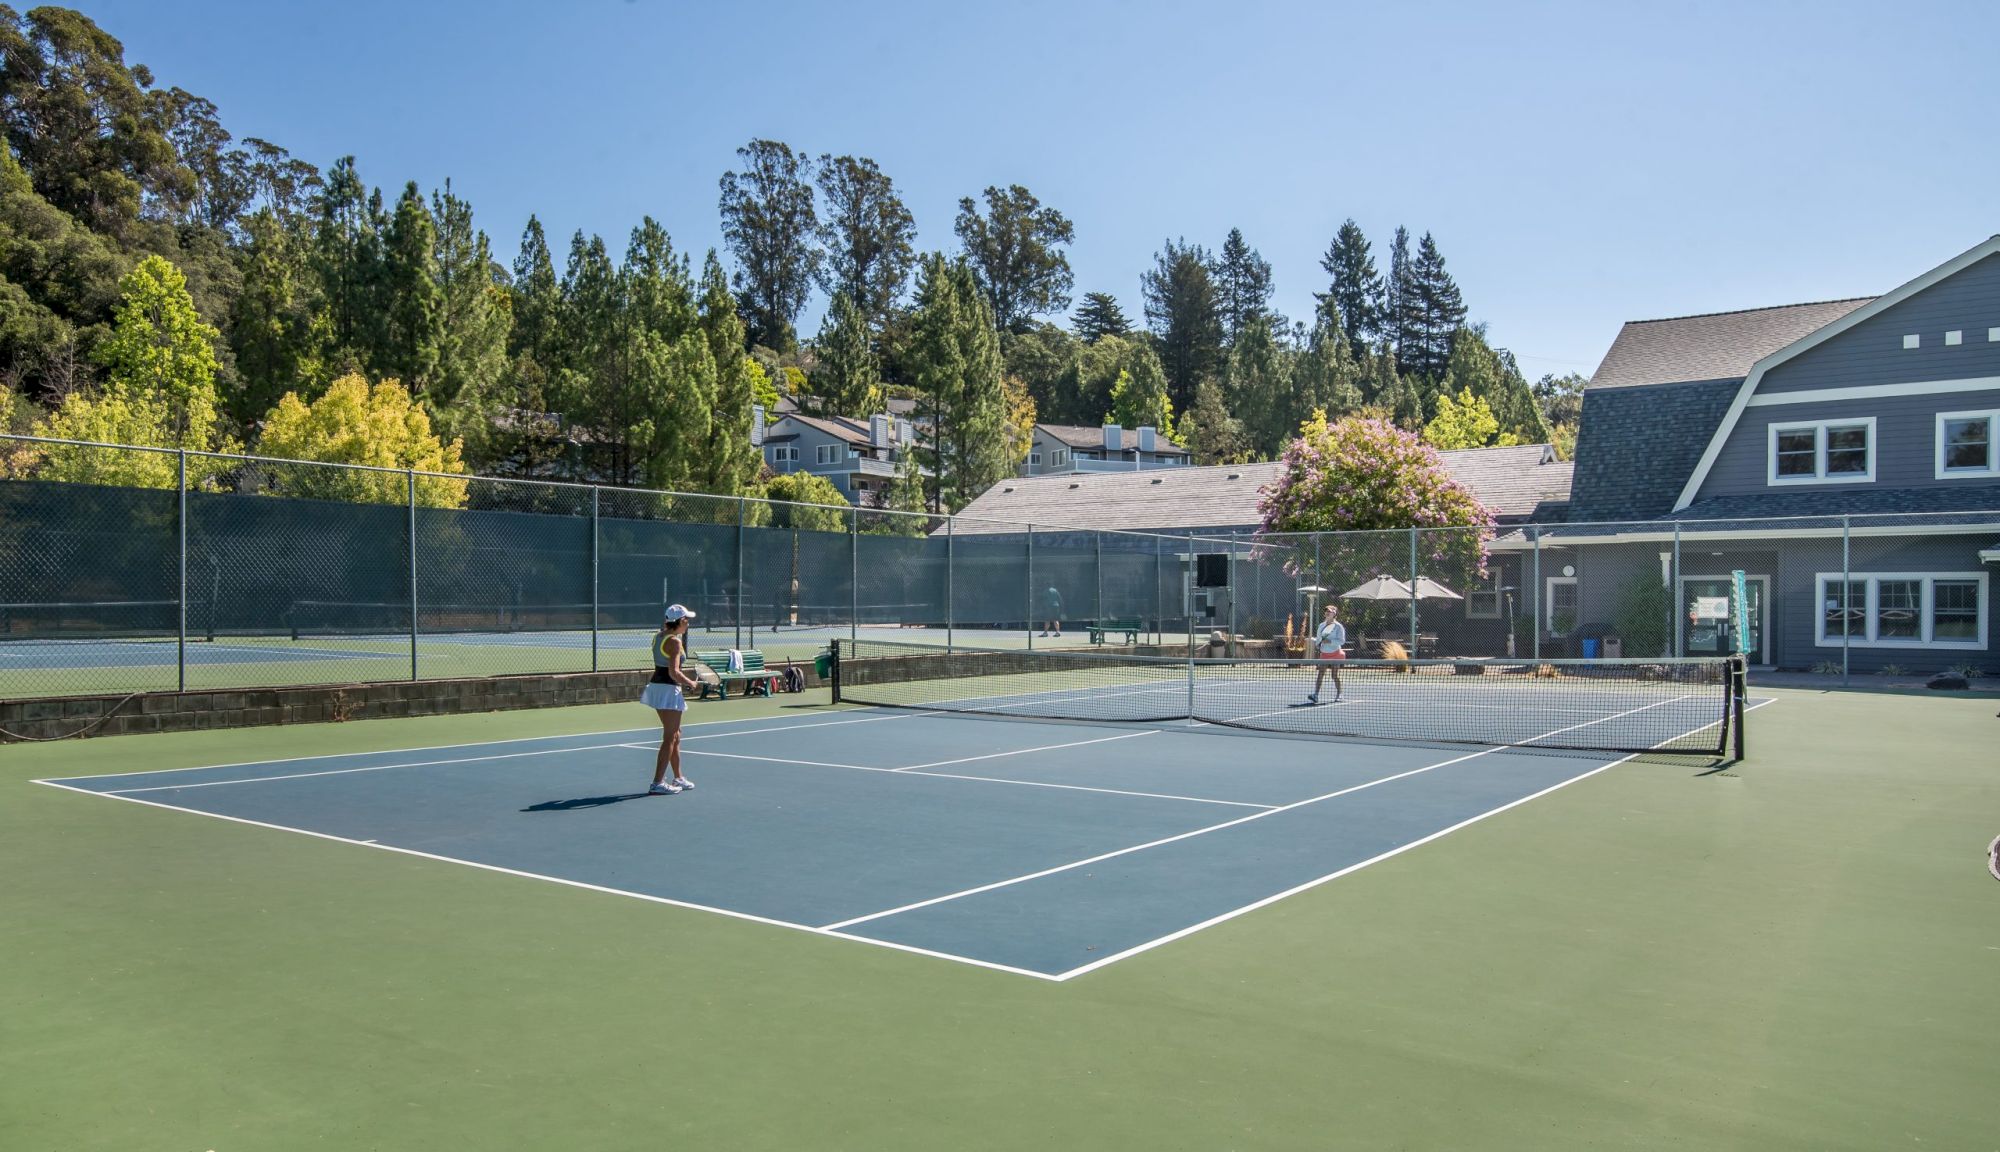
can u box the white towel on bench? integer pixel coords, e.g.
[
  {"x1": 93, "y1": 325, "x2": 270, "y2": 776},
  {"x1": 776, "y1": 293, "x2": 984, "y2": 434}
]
[{"x1": 727, "y1": 648, "x2": 744, "y2": 672}]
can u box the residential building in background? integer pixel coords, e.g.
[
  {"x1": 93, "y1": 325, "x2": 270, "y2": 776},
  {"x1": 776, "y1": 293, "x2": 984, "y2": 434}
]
[
  {"x1": 756, "y1": 412, "x2": 921, "y2": 505},
  {"x1": 1021, "y1": 424, "x2": 1190, "y2": 476}
]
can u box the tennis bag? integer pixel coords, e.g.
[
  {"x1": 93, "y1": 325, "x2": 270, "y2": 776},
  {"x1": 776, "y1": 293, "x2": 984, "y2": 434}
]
[{"x1": 782, "y1": 664, "x2": 806, "y2": 694}]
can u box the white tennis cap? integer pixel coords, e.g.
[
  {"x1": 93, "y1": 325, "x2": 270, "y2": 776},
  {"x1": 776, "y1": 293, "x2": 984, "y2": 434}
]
[{"x1": 663, "y1": 603, "x2": 697, "y2": 622}]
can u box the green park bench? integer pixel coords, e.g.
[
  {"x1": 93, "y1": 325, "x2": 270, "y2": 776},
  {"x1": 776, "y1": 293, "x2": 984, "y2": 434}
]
[
  {"x1": 691, "y1": 649, "x2": 781, "y2": 699},
  {"x1": 1088, "y1": 617, "x2": 1143, "y2": 645}
]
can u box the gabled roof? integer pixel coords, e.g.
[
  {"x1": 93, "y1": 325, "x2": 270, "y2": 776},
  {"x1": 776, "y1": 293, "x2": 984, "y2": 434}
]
[
  {"x1": 1035, "y1": 423, "x2": 1191, "y2": 456},
  {"x1": 1587, "y1": 298, "x2": 1874, "y2": 390},
  {"x1": 1566, "y1": 379, "x2": 1742, "y2": 522},
  {"x1": 779, "y1": 413, "x2": 872, "y2": 445},
  {"x1": 951, "y1": 444, "x2": 1571, "y2": 534}
]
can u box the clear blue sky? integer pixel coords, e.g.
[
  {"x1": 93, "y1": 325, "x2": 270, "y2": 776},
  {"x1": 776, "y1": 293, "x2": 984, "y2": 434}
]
[{"x1": 88, "y1": 0, "x2": 1998, "y2": 377}]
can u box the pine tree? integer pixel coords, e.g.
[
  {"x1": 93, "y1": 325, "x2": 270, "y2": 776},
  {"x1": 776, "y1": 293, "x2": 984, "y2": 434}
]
[
  {"x1": 814, "y1": 154, "x2": 916, "y2": 333},
  {"x1": 1294, "y1": 311, "x2": 1364, "y2": 423},
  {"x1": 808, "y1": 290, "x2": 880, "y2": 416},
  {"x1": 1387, "y1": 225, "x2": 1420, "y2": 378},
  {"x1": 1213, "y1": 228, "x2": 1274, "y2": 346},
  {"x1": 717, "y1": 139, "x2": 819, "y2": 352},
  {"x1": 1440, "y1": 327, "x2": 1548, "y2": 443},
  {"x1": 1316, "y1": 219, "x2": 1383, "y2": 351},
  {"x1": 1406, "y1": 232, "x2": 1467, "y2": 382},
  {"x1": 695, "y1": 251, "x2": 761, "y2": 496},
  {"x1": 1108, "y1": 343, "x2": 1173, "y2": 433},
  {"x1": 509, "y1": 216, "x2": 559, "y2": 368},
  {"x1": 428, "y1": 180, "x2": 511, "y2": 463},
  {"x1": 1224, "y1": 317, "x2": 1294, "y2": 458},
  {"x1": 907, "y1": 254, "x2": 1008, "y2": 509},
  {"x1": 380, "y1": 181, "x2": 443, "y2": 394},
  {"x1": 229, "y1": 207, "x2": 326, "y2": 425},
  {"x1": 1177, "y1": 376, "x2": 1246, "y2": 465},
  {"x1": 311, "y1": 156, "x2": 385, "y2": 374},
  {"x1": 1072, "y1": 291, "x2": 1131, "y2": 342},
  {"x1": 1141, "y1": 238, "x2": 1224, "y2": 413}
]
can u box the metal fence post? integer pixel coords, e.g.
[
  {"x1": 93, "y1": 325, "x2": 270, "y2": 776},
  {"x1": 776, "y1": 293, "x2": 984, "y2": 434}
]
[
  {"x1": 1094, "y1": 532, "x2": 1103, "y2": 631},
  {"x1": 1408, "y1": 527, "x2": 1420, "y2": 655},
  {"x1": 1841, "y1": 514, "x2": 1851, "y2": 687},
  {"x1": 1531, "y1": 529, "x2": 1542, "y2": 662},
  {"x1": 945, "y1": 514, "x2": 955, "y2": 652},
  {"x1": 1154, "y1": 533, "x2": 1164, "y2": 646},
  {"x1": 735, "y1": 496, "x2": 746, "y2": 651},
  {"x1": 1186, "y1": 530, "x2": 1196, "y2": 663},
  {"x1": 590, "y1": 486, "x2": 600, "y2": 673},
  {"x1": 1226, "y1": 543, "x2": 1237, "y2": 658},
  {"x1": 176, "y1": 448, "x2": 187, "y2": 693},
  {"x1": 1672, "y1": 522, "x2": 1683, "y2": 658},
  {"x1": 850, "y1": 505, "x2": 860, "y2": 644},
  {"x1": 407, "y1": 468, "x2": 419, "y2": 681},
  {"x1": 1025, "y1": 523, "x2": 1034, "y2": 650}
]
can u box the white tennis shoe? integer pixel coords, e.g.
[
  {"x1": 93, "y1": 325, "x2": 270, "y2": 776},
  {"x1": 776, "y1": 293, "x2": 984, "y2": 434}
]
[{"x1": 649, "y1": 780, "x2": 681, "y2": 795}]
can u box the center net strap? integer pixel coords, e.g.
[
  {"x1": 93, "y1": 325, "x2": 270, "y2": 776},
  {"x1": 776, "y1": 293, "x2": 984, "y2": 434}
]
[{"x1": 832, "y1": 639, "x2": 1734, "y2": 756}]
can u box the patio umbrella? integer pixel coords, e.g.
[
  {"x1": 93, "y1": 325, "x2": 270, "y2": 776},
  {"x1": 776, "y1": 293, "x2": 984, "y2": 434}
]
[
  {"x1": 1341, "y1": 576, "x2": 1413, "y2": 600},
  {"x1": 1411, "y1": 576, "x2": 1462, "y2": 600}
]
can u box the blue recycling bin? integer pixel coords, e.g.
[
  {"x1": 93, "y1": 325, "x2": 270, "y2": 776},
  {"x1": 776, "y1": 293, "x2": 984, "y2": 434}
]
[{"x1": 1581, "y1": 638, "x2": 1601, "y2": 659}]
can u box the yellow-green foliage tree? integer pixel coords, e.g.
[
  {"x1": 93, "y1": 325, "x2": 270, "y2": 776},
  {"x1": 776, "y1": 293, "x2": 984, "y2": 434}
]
[
  {"x1": 1421, "y1": 387, "x2": 1521, "y2": 450},
  {"x1": 256, "y1": 374, "x2": 469, "y2": 507},
  {"x1": 34, "y1": 255, "x2": 235, "y2": 487},
  {"x1": 761, "y1": 470, "x2": 849, "y2": 532}
]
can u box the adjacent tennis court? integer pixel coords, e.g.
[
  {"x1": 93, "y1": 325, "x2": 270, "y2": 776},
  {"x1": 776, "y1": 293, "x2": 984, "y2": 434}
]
[{"x1": 33, "y1": 707, "x2": 1668, "y2": 978}]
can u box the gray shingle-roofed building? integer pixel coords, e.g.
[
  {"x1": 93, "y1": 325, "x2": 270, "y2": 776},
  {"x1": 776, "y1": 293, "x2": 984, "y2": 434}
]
[
  {"x1": 954, "y1": 444, "x2": 1571, "y2": 534},
  {"x1": 1586, "y1": 299, "x2": 1874, "y2": 390},
  {"x1": 1022, "y1": 422, "x2": 1189, "y2": 476}
]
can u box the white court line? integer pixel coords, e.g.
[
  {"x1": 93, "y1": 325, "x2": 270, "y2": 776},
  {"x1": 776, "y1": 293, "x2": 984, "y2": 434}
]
[
  {"x1": 43, "y1": 706, "x2": 897, "y2": 786},
  {"x1": 1049, "y1": 695, "x2": 1780, "y2": 980},
  {"x1": 888, "y1": 729, "x2": 1155, "y2": 771},
  {"x1": 30, "y1": 780, "x2": 1059, "y2": 983},
  {"x1": 626, "y1": 734, "x2": 1272, "y2": 810},
  {"x1": 818, "y1": 694, "x2": 1696, "y2": 932}
]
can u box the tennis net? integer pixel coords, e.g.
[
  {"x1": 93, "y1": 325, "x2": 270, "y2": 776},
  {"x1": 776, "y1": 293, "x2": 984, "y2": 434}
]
[{"x1": 831, "y1": 639, "x2": 1743, "y2": 756}]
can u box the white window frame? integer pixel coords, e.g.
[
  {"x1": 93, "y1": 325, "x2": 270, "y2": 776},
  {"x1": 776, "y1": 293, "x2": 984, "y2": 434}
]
[
  {"x1": 1465, "y1": 568, "x2": 1505, "y2": 619},
  {"x1": 769, "y1": 445, "x2": 798, "y2": 464},
  {"x1": 1766, "y1": 417, "x2": 1876, "y2": 485},
  {"x1": 1544, "y1": 576, "x2": 1579, "y2": 637},
  {"x1": 1053, "y1": 448, "x2": 1070, "y2": 466},
  {"x1": 1934, "y1": 409, "x2": 2000, "y2": 479},
  {"x1": 1813, "y1": 572, "x2": 1988, "y2": 650},
  {"x1": 815, "y1": 443, "x2": 840, "y2": 465},
  {"x1": 1029, "y1": 451, "x2": 1042, "y2": 466}
]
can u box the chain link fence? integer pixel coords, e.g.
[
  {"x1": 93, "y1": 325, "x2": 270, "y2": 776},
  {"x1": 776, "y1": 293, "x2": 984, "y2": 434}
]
[{"x1": 3, "y1": 433, "x2": 1997, "y2": 698}]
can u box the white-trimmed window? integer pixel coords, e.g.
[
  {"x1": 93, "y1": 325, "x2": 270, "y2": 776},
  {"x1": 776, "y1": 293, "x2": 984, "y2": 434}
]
[
  {"x1": 768, "y1": 445, "x2": 798, "y2": 464},
  {"x1": 1053, "y1": 448, "x2": 1069, "y2": 466},
  {"x1": 1466, "y1": 569, "x2": 1505, "y2": 619},
  {"x1": 1544, "y1": 576, "x2": 1578, "y2": 637},
  {"x1": 815, "y1": 443, "x2": 840, "y2": 465},
  {"x1": 1029, "y1": 451, "x2": 1042, "y2": 466},
  {"x1": 1814, "y1": 572, "x2": 1988, "y2": 649},
  {"x1": 1768, "y1": 418, "x2": 1875, "y2": 484},
  {"x1": 1935, "y1": 410, "x2": 1998, "y2": 478}
]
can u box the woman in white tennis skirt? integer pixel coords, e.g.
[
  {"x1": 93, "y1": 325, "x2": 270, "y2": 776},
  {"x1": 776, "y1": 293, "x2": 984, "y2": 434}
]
[{"x1": 644, "y1": 604, "x2": 701, "y2": 795}]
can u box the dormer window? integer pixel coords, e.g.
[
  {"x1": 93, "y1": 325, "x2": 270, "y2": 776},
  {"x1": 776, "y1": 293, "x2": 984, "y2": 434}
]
[
  {"x1": 1768, "y1": 419, "x2": 1874, "y2": 485},
  {"x1": 1936, "y1": 410, "x2": 1998, "y2": 478}
]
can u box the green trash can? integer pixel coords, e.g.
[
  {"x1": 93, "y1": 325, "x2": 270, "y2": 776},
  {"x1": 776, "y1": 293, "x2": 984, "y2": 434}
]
[{"x1": 813, "y1": 648, "x2": 832, "y2": 680}]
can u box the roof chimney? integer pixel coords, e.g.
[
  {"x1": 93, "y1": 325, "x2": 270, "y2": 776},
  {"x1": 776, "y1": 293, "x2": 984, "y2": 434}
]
[
  {"x1": 1137, "y1": 426, "x2": 1156, "y2": 452},
  {"x1": 870, "y1": 414, "x2": 889, "y2": 448},
  {"x1": 1102, "y1": 423, "x2": 1122, "y2": 451},
  {"x1": 750, "y1": 405, "x2": 766, "y2": 446}
]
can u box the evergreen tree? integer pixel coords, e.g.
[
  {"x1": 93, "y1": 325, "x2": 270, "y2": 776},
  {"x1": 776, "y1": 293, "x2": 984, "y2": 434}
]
[
  {"x1": 1316, "y1": 219, "x2": 1383, "y2": 351},
  {"x1": 1224, "y1": 316, "x2": 1294, "y2": 458},
  {"x1": 1002, "y1": 322, "x2": 1080, "y2": 422},
  {"x1": 1212, "y1": 228, "x2": 1273, "y2": 346},
  {"x1": 509, "y1": 216, "x2": 559, "y2": 367},
  {"x1": 380, "y1": 182, "x2": 442, "y2": 394},
  {"x1": 1140, "y1": 237, "x2": 1224, "y2": 413},
  {"x1": 1387, "y1": 225, "x2": 1419, "y2": 378},
  {"x1": 427, "y1": 180, "x2": 510, "y2": 462},
  {"x1": 1293, "y1": 311, "x2": 1364, "y2": 424},
  {"x1": 618, "y1": 218, "x2": 711, "y2": 491},
  {"x1": 1440, "y1": 327, "x2": 1547, "y2": 443},
  {"x1": 880, "y1": 449, "x2": 928, "y2": 521},
  {"x1": 228, "y1": 206, "x2": 326, "y2": 424},
  {"x1": 906, "y1": 254, "x2": 1008, "y2": 509},
  {"x1": 953, "y1": 185, "x2": 1075, "y2": 332},
  {"x1": 1177, "y1": 376, "x2": 1246, "y2": 465},
  {"x1": 807, "y1": 290, "x2": 880, "y2": 416},
  {"x1": 1405, "y1": 232, "x2": 1467, "y2": 381},
  {"x1": 814, "y1": 154, "x2": 916, "y2": 333},
  {"x1": 695, "y1": 251, "x2": 761, "y2": 497},
  {"x1": 311, "y1": 156, "x2": 385, "y2": 375},
  {"x1": 1071, "y1": 291, "x2": 1131, "y2": 343},
  {"x1": 1108, "y1": 343, "x2": 1173, "y2": 433},
  {"x1": 717, "y1": 139, "x2": 819, "y2": 352},
  {"x1": 1362, "y1": 344, "x2": 1423, "y2": 429}
]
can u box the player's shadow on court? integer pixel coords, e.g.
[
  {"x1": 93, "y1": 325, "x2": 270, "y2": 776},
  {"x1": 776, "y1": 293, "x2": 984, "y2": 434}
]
[{"x1": 521, "y1": 793, "x2": 653, "y2": 812}]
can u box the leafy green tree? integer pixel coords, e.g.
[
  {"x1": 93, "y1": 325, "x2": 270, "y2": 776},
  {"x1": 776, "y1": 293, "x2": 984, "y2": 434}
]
[
  {"x1": 426, "y1": 180, "x2": 510, "y2": 462},
  {"x1": 1316, "y1": 219, "x2": 1384, "y2": 351},
  {"x1": 873, "y1": 451, "x2": 929, "y2": 528},
  {"x1": 718, "y1": 139, "x2": 818, "y2": 352},
  {"x1": 907, "y1": 254, "x2": 1007, "y2": 509},
  {"x1": 762, "y1": 471, "x2": 849, "y2": 531},
  {"x1": 1422, "y1": 386, "x2": 1519, "y2": 449},
  {"x1": 0, "y1": 148, "x2": 126, "y2": 389},
  {"x1": 255, "y1": 374, "x2": 468, "y2": 507},
  {"x1": 1142, "y1": 238, "x2": 1224, "y2": 412},
  {"x1": 807, "y1": 290, "x2": 880, "y2": 416},
  {"x1": 92, "y1": 254, "x2": 222, "y2": 442},
  {"x1": 33, "y1": 389, "x2": 182, "y2": 486},
  {"x1": 1001, "y1": 322, "x2": 1079, "y2": 423},
  {"x1": 1225, "y1": 316, "x2": 1298, "y2": 458},
  {"x1": 1532, "y1": 370, "x2": 1586, "y2": 457},
  {"x1": 1177, "y1": 377, "x2": 1246, "y2": 465},
  {"x1": 380, "y1": 181, "x2": 442, "y2": 394},
  {"x1": 1294, "y1": 311, "x2": 1364, "y2": 422},
  {"x1": 1213, "y1": 227, "x2": 1273, "y2": 345},
  {"x1": 1108, "y1": 344, "x2": 1173, "y2": 434},
  {"x1": 311, "y1": 156, "x2": 385, "y2": 375},
  {"x1": 694, "y1": 251, "x2": 761, "y2": 497},
  {"x1": 1439, "y1": 327, "x2": 1545, "y2": 442},
  {"x1": 1071, "y1": 291, "x2": 1130, "y2": 343},
  {"x1": 953, "y1": 185, "x2": 1074, "y2": 332},
  {"x1": 227, "y1": 206, "x2": 327, "y2": 424},
  {"x1": 814, "y1": 154, "x2": 915, "y2": 333}
]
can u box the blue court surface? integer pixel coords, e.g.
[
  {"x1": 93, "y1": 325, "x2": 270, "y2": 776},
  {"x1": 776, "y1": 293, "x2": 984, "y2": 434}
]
[{"x1": 37, "y1": 707, "x2": 1689, "y2": 980}]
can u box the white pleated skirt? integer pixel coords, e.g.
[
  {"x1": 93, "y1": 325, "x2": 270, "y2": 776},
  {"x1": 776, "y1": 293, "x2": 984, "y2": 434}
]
[{"x1": 640, "y1": 682, "x2": 686, "y2": 711}]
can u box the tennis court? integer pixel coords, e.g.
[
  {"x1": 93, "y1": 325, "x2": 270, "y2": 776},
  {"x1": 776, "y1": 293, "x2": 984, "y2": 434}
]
[{"x1": 33, "y1": 642, "x2": 1752, "y2": 980}]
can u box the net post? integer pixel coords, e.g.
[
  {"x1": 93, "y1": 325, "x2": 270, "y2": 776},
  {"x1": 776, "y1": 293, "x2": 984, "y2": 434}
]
[
  {"x1": 829, "y1": 638, "x2": 842, "y2": 703},
  {"x1": 1531, "y1": 529, "x2": 1542, "y2": 662},
  {"x1": 1408, "y1": 527, "x2": 1419, "y2": 655},
  {"x1": 1840, "y1": 513, "x2": 1851, "y2": 687},
  {"x1": 1732, "y1": 655, "x2": 1747, "y2": 761},
  {"x1": 1672, "y1": 522, "x2": 1683, "y2": 658},
  {"x1": 1025, "y1": 522, "x2": 1034, "y2": 651},
  {"x1": 945, "y1": 513, "x2": 954, "y2": 652},
  {"x1": 407, "y1": 468, "x2": 419, "y2": 681},
  {"x1": 590, "y1": 485, "x2": 600, "y2": 674},
  {"x1": 176, "y1": 448, "x2": 187, "y2": 693},
  {"x1": 1226, "y1": 543, "x2": 1236, "y2": 658},
  {"x1": 1185, "y1": 530, "x2": 1195, "y2": 664}
]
